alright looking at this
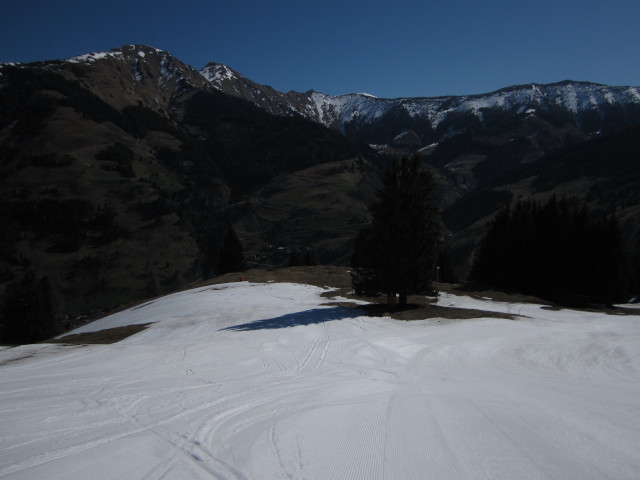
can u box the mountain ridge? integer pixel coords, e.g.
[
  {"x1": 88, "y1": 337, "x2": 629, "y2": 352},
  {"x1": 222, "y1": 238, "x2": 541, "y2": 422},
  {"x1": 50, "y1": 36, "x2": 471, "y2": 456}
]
[
  {"x1": 197, "y1": 57, "x2": 640, "y2": 143},
  {"x1": 1, "y1": 44, "x2": 639, "y2": 336},
  {"x1": 9, "y1": 44, "x2": 640, "y2": 143}
]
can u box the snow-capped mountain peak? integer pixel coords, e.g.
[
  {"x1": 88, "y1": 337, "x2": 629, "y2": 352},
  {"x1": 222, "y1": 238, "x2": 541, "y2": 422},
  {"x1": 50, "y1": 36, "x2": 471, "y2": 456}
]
[
  {"x1": 199, "y1": 63, "x2": 640, "y2": 141},
  {"x1": 200, "y1": 62, "x2": 241, "y2": 85},
  {"x1": 9, "y1": 45, "x2": 639, "y2": 145}
]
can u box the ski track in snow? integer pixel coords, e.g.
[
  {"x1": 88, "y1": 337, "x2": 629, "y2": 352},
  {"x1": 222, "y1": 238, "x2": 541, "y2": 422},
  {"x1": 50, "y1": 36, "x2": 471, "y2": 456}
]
[{"x1": 1, "y1": 282, "x2": 639, "y2": 479}]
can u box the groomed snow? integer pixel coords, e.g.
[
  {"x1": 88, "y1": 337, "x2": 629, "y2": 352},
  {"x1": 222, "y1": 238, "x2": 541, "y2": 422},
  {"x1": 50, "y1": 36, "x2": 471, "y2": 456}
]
[{"x1": 1, "y1": 282, "x2": 639, "y2": 479}]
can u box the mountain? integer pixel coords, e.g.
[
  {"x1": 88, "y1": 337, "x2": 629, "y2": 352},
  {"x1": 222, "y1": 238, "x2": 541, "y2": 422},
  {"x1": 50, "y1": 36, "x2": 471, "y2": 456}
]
[
  {"x1": 200, "y1": 62, "x2": 316, "y2": 118},
  {"x1": 201, "y1": 71, "x2": 640, "y2": 201},
  {"x1": 0, "y1": 45, "x2": 378, "y2": 335},
  {"x1": 1, "y1": 45, "x2": 639, "y2": 338},
  {"x1": 201, "y1": 69, "x2": 640, "y2": 145},
  {"x1": 202, "y1": 65, "x2": 640, "y2": 275}
]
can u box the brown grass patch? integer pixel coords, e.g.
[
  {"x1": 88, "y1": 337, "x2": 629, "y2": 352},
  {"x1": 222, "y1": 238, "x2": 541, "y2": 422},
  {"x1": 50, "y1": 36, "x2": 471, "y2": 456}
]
[
  {"x1": 353, "y1": 302, "x2": 517, "y2": 321},
  {"x1": 48, "y1": 324, "x2": 152, "y2": 344},
  {"x1": 451, "y1": 282, "x2": 550, "y2": 305},
  {"x1": 194, "y1": 265, "x2": 354, "y2": 292}
]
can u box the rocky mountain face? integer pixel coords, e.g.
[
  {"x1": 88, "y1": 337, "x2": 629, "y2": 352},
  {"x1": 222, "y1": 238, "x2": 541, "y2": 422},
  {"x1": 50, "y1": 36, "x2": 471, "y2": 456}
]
[
  {"x1": 0, "y1": 45, "x2": 378, "y2": 332},
  {"x1": 200, "y1": 62, "x2": 315, "y2": 118}
]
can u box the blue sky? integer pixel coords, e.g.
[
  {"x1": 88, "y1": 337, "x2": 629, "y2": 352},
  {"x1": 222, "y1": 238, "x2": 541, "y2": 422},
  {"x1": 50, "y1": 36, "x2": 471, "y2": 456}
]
[{"x1": 1, "y1": 0, "x2": 639, "y2": 98}]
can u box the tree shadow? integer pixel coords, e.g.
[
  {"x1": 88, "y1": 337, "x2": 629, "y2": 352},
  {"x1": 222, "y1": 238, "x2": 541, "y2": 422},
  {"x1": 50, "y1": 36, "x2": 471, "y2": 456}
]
[{"x1": 221, "y1": 307, "x2": 361, "y2": 331}]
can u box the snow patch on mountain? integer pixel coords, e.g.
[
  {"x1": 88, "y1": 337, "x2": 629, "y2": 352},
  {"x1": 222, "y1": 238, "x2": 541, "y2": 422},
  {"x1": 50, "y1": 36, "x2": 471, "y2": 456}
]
[
  {"x1": 66, "y1": 51, "x2": 123, "y2": 64},
  {"x1": 200, "y1": 63, "x2": 237, "y2": 86},
  {"x1": 158, "y1": 56, "x2": 174, "y2": 85},
  {"x1": 307, "y1": 92, "x2": 398, "y2": 129}
]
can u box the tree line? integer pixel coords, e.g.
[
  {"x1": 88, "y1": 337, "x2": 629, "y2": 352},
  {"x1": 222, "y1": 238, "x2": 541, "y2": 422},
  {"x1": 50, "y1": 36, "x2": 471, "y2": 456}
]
[
  {"x1": 470, "y1": 197, "x2": 629, "y2": 305},
  {"x1": 349, "y1": 156, "x2": 635, "y2": 308}
]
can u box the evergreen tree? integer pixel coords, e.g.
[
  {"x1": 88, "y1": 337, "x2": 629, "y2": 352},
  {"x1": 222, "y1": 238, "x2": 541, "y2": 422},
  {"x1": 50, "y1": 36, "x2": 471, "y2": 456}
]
[
  {"x1": 629, "y1": 255, "x2": 640, "y2": 300},
  {"x1": 436, "y1": 248, "x2": 457, "y2": 284},
  {"x1": 351, "y1": 156, "x2": 441, "y2": 305},
  {"x1": 471, "y1": 198, "x2": 627, "y2": 305},
  {"x1": 469, "y1": 204, "x2": 512, "y2": 288},
  {"x1": 218, "y1": 227, "x2": 247, "y2": 274},
  {"x1": 1, "y1": 272, "x2": 55, "y2": 344},
  {"x1": 587, "y1": 214, "x2": 626, "y2": 305},
  {"x1": 303, "y1": 250, "x2": 317, "y2": 266},
  {"x1": 288, "y1": 250, "x2": 301, "y2": 267}
]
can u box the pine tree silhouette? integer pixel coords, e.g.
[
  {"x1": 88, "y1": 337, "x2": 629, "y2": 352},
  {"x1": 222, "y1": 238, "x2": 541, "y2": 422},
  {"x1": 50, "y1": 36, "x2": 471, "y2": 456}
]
[
  {"x1": 1, "y1": 272, "x2": 55, "y2": 344},
  {"x1": 471, "y1": 198, "x2": 627, "y2": 305},
  {"x1": 218, "y1": 227, "x2": 247, "y2": 274},
  {"x1": 352, "y1": 156, "x2": 441, "y2": 305}
]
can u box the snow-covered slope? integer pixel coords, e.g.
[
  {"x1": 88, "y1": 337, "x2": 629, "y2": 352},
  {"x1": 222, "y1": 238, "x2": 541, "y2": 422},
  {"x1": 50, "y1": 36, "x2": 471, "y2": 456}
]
[{"x1": 1, "y1": 282, "x2": 639, "y2": 479}]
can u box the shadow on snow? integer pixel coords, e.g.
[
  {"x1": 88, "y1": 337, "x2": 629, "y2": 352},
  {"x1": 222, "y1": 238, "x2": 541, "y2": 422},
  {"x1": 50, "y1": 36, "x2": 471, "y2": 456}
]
[{"x1": 221, "y1": 307, "x2": 361, "y2": 331}]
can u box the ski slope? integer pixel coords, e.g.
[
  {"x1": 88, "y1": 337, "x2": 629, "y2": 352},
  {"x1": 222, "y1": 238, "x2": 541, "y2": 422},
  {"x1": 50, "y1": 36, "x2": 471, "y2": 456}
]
[{"x1": 1, "y1": 282, "x2": 639, "y2": 479}]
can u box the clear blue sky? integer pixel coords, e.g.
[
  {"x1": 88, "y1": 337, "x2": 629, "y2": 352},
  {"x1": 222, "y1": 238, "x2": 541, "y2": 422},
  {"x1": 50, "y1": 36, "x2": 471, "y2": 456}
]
[{"x1": 1, "y1": 0, "x2": 639, "y2": 98}]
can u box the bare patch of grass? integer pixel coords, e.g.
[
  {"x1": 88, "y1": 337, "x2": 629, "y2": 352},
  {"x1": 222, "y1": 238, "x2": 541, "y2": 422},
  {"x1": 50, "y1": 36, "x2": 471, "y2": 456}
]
[
  {"x1": 195, "y1": 265, "x2": 354, "y2": 292},
  {"x1": 449, "y1": 282, "x2": 550, "y2": 305},
  {"x1": 353, "y1": 302, "x2": 517, "y2": 321},
  {"x1": 48, "y1": 324, "x2": 152, "y2": 344}
]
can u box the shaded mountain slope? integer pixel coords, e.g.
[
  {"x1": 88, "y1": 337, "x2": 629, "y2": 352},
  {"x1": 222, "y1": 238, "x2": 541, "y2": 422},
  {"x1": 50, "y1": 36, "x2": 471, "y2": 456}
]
[
  {"x1": 0, "y1": 46, "x2": 376, "y2": 334},
  {"x1": 440, "y1": 125, "x2": 640, "y2": 276}
]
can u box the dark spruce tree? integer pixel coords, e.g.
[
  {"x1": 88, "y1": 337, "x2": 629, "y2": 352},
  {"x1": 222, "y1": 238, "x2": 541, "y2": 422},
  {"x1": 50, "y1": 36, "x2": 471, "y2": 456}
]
[
  {"x1": 470, "y1": 197, "x2": 627, "y2": 305},
  {"x1": 218, "y1": 227, "x2": 247, "y2": 274},
  {"x1": 351, "y1": 156, "x2": 441, "y2": 305},
  {"x1": 436, "y1": 248, "x2": 457, "y2": 284},
  {"x1": 1, "y1": 271, "x2": 56, "y2": 344},
  {"x1": 629, "y1": 255, "x2": 640, "y2": 301}
]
